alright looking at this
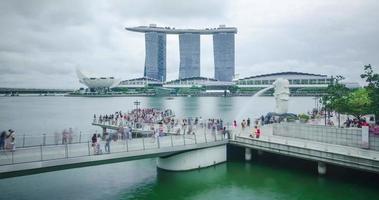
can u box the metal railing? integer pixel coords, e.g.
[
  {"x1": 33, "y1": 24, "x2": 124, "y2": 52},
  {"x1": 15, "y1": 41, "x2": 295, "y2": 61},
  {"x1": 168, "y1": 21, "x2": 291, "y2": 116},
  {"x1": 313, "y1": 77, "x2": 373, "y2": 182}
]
[
  {"x1": 8, "y1": 132, "x2": 94, "y2": 148},
  {"x1": 0, "y1": 127, "x2": 227, "y2": 166}
]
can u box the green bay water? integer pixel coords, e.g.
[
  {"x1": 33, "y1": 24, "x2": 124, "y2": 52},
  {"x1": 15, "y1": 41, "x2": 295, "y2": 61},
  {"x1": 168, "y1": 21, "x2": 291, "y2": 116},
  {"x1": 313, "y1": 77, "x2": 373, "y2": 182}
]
[{"x1": 0, "y1": 96, "x2": 379, "y2": 200}]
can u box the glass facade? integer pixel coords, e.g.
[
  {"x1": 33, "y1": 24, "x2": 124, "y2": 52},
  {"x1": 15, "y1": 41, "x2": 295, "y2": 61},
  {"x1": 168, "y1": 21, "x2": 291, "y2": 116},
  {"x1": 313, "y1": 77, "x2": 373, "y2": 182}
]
[
  {"x1": 179, "y1": 33, "x2": 200, "y2": 79},
  {"x1": 236, "y1": 78, "x2": 331, "y2": 85},
  {"x1": 213, "y1": 33, "x2": 235, "y2": 82},
  {"x1": 144, "y1": 32, "x2": 166, "y2": 81}
]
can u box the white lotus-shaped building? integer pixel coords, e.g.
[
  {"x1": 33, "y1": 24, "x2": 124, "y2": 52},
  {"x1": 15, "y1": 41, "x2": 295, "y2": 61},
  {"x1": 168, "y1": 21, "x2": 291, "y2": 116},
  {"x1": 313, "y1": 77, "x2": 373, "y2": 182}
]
[{"x1": 76, "y1": 69, "x2": 119, "y2": 89}]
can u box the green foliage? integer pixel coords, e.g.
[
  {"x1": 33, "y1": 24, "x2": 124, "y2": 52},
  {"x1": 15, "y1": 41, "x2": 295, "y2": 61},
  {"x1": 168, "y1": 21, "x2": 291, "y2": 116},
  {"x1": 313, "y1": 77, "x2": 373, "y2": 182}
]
[
  {"x1": 361, "y1": 64, "x2": 379, "y2": 88},
  {"x1": 321, "y1": 82, "x2": 350, "y2": 113},
  {"x1": 360, "y1": 64, "x2": 379, "y2": 119},
  {"x1": 298, "y1": 114, "x2": 310, "y2": 122},
  {"x1": 321, "y1": 65, "x2": 378, "y2": 120},
  {"x1": 228, "y1": 85, "x2": 239, "y2": 93},
  {"x1": 343, "y1": 89, "x2": 372, "y2": 119}
]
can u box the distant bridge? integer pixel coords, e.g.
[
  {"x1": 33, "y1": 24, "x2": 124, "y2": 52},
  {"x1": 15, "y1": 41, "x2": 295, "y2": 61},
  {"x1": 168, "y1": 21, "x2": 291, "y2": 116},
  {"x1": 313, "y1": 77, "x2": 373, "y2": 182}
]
[{"x1": 0, "y1": 88, "x2": 73, "y2": 94}]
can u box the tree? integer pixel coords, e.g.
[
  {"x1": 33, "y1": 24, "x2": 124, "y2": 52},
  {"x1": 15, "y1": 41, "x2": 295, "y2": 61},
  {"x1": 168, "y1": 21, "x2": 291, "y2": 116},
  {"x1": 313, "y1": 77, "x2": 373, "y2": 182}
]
[
  {"x1": 321, "y1": 82, "x2": 350, "y2": 113},
  {"x1": 360, "y1": 64, "x2": 379, "y2": 120},
  {"x1": 343, "y1": 88, "x2": 372, "y2": 120}
]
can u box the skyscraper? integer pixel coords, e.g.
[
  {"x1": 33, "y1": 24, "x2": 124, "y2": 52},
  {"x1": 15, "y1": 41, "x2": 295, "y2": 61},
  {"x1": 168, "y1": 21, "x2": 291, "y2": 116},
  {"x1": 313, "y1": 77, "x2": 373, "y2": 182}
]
[
  {"x1": 144, "y1": 32, "x2": 167, "y2": 81},
  {"x1": 213, "y1": 32, "x2": 235, "y2": 82},
  {"x1": 126, "y1": 24, "x2": 236, "y2": 82},
  {"x1": 179, "y1": 33, "x2": 200, "y2": 79}
]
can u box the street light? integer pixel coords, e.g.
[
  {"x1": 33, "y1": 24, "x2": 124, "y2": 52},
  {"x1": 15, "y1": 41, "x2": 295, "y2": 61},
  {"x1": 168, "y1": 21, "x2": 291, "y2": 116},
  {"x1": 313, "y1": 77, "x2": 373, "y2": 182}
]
[{"x1": 134, "y1": 100, "x2": 141, "y2": 110}]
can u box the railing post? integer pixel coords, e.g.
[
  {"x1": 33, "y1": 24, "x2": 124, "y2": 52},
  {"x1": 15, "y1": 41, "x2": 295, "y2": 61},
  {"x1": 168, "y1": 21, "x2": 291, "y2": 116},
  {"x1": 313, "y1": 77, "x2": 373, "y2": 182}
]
[
  {"x1": 11, "y1": 150, "x2": 14, "y2": 164},
  {"x1": 22, "y1": 134, "x2": 25, "y2": 147},
  {"x1": 170, "y1": 134, "x2": 173, "y2": 147},
  {"x1": 126, "y1": 138, "x2": 129, "y2": 152},
  {"x1": 204, "y1": 131, "x2": 207, "y2": 143},
  {"x1": 214, "y1": 133, "x2": 217, "y2": 142},
  {"x1": 183, "y1": 134, "x2": 186, "y2": 145},
  {"x1": 157, "y1": 136, "x2": 160, "y2": 149},
  {"x1": 194, "y1": 133, "x2": 197, "y2": 144},
  {"x1": 43, "y1": 134, "x2": 46, "y2": 146},
  {"x1": 142, "y1": 137, "x2": 145, "y2": 150},
  {"x1": 79, "y1": 132, "x2": 82, "y2": 143},
  {"x1": 65, "y1": 143, "x2": 68, "y2": 158},
  {"x1": 40, "y1": 145, "x2": 43, "y2": 161},
  {"x1": 87, "y1": 140, "x2": 90, "y2": 156}
]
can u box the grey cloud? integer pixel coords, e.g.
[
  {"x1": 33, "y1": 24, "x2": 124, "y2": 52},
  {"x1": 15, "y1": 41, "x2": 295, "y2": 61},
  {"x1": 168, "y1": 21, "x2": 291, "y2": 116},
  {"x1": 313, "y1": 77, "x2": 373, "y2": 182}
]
[
  {"x1": 0, "y1": 0, "x2": 378, "y2": 89},
  {"x1": 110, "y1": 0, "x2": 227, "y2": 20}
]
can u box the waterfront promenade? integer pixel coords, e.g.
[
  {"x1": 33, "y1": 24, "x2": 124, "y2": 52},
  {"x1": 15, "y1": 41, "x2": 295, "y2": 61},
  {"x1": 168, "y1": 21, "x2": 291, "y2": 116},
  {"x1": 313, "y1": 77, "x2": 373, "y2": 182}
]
[
  {"x1": 1, "y1": 123, "x2": 379, "y2": 177},
  {"x1": 232, "y1": 124, "x2": 379, "y2": 174}
]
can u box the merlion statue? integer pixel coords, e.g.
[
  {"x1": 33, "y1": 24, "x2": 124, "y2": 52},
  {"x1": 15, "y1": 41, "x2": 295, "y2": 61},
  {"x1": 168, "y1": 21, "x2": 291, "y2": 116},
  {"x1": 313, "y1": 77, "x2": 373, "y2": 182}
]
[{"x1": 273, "y1": 78, "x2": 290, "y2": 114}]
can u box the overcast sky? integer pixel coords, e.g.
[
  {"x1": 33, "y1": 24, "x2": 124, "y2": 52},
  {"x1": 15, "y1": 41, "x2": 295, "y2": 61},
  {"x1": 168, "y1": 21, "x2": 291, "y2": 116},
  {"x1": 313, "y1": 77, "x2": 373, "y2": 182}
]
[{"x1": 0, "y1": 0, "x2": 378, "y2": 89}]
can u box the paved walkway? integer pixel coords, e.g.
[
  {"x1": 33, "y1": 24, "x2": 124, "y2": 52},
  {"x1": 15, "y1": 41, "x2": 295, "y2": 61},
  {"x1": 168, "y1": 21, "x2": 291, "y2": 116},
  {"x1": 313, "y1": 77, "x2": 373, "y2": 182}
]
[{"x1": 233, "y1": 124, "x2": 379, "y2": 162}]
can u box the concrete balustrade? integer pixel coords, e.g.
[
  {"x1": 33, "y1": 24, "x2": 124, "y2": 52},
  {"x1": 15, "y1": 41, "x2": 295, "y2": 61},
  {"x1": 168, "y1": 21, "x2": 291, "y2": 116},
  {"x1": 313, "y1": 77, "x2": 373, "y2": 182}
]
[{"x1": 272, "y1": 123, "x2": 379, "y2": 150}]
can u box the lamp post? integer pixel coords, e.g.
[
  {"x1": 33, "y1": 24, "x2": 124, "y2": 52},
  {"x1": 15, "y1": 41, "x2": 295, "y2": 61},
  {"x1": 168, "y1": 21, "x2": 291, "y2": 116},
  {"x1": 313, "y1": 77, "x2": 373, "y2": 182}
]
[{"x1": 134, "y1": 100, "x2": 141, "y2": 110}]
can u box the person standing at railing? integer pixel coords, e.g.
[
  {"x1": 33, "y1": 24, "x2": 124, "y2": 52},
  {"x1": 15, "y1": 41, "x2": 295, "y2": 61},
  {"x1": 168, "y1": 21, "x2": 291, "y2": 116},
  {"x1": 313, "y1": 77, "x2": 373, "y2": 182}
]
[
  {"x1": 255, "y1": 126, "x2": 261, "y2": 139},
  {"x1": 68, "y1": 128, "x2": 73, "y2": 144},
  {"x1": 62, "y1": 129, "x2": 68, "y2": 144},
  {"x1": 96, "y1": 134, "x2": 101, "y2": 154},
  {"x1": 0, "y1": 131, "x2": 6, "y2": 150},
  {"x1": 91, "y1": 133, "x2": 97, "y2": 154},
  {"x1": 8, "y1": 129, "x2": 16, "y2": 151},
  {"x1": 233, "y1": 120, "x2": 237, "y2": 129},
  {"x1": 104, "y1": 133, "x2": 111, "y2": 153}
]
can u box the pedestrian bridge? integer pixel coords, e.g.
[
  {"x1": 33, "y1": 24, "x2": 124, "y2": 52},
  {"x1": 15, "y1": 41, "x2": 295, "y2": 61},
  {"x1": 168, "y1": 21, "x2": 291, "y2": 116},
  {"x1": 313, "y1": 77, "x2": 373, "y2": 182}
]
[
  {"x1": 0, "y1": 129, "x2": 227, "y2": 178},
  {"x1": 1, "y1": 123, "x2": 379, "y2": 178}
]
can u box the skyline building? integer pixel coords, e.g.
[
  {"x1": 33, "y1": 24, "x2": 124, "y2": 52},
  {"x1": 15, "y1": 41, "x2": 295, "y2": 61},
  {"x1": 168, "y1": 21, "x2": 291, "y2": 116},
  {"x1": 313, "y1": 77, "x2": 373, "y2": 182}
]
[
  {"x1": 213, "y1": 32, "x2": 235, "y2": 82},
  {"x1": 179, "y1": 33, "x2": 200, "y2": 79},
  {"x1": 144, "y1": 32, "x2": 167, "y2": 81},
  {"x1": 126, "y1": 24, "x2": 237, "y2": 82}
]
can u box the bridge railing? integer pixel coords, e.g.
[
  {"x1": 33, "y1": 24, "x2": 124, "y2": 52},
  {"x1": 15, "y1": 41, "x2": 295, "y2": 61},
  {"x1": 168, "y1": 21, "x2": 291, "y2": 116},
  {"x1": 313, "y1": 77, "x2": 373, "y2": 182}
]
[
  {"x1": 9, "y1": 133, "x2": 95, "y2": 148},
  {"x1": 0, "y1": 128, "x2": 227, "y2": 166},
  {"x1": 7, "y1": 121, "x2": 229, "y2": 149},
  {"x1": 272, "y1": 123, "x2": 379, "y2": 151}
]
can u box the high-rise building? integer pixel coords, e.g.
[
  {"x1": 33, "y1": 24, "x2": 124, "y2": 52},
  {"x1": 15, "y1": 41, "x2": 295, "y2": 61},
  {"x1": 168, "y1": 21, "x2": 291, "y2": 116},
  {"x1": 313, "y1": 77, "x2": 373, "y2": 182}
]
[
  {"x1": 179, "y1": 33, "x2": 200, "y2": 79},
  {"x1": 126, "y1": 24, "x2": 237, "y2": 82},
  {"x1": 213, "y1": 32, "x2": 235, "y2": 82},
  {"x1": 144, "y1": 32, "x2": 166, "y2": 81}
]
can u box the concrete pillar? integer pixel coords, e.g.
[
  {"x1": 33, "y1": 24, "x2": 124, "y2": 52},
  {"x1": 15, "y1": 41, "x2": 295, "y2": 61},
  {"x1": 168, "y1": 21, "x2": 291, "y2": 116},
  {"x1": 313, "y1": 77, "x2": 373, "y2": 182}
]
[
  {"x1": 245, "y1": 148, "x2": 252, "y2": 161},
  {"x1": 317, "y1": 162, "x2": 327, "y2": 175},
  {"x1": 157, "y1": 145, "x2": 226, "y2": 171}
]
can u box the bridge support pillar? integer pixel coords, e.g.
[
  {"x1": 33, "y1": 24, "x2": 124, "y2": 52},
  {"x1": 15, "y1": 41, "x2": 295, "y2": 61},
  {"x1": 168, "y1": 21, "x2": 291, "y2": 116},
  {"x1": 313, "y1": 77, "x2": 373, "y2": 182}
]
[
  {"x1": 318, "y1": 162, "x2": 327, "y2": 175},
  {"x1": 245, "y1": 148, "x2": 252, "y2": 161},
  {"x1": 156, "y1": 145, "x2": 226, "y2": 171},
  {"x1": 257, "y1": 150, "x2": 263, "y2": 156}
]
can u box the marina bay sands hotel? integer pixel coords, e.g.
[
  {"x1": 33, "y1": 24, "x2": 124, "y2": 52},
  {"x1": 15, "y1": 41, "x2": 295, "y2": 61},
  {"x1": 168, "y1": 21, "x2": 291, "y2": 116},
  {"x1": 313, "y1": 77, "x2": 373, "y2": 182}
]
[{"x1": 125, "y1": 24, "x2": 237, "y2": 82}]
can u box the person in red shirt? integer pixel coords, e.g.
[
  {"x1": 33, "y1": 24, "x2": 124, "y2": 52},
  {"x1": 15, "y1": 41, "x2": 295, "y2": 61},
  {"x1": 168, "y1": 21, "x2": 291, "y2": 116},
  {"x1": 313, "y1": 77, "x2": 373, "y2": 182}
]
[{"x1": 255, "y1": 126, "x2": 261, "y2": 138}]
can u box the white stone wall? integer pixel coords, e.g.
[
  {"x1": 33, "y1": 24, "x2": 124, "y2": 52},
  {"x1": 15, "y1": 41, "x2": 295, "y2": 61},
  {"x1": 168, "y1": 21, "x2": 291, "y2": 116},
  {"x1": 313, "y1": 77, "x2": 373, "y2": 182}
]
[{"x1": 273, "y1": 123, "x2": 379, "y2": 150}]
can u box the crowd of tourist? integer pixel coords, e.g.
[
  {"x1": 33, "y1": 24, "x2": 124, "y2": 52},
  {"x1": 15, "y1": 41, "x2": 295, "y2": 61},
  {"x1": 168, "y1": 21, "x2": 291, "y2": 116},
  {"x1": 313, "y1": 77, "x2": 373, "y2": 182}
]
[
  {"x1": 94, "y1": 109, "x2": 174, "y2": 128},
  {"x1": 344, "y1": 118, "x2": 370, "y2": 128},
  {"x1": 0, "y1": 129, "x2": 16, "y2": 151}
]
